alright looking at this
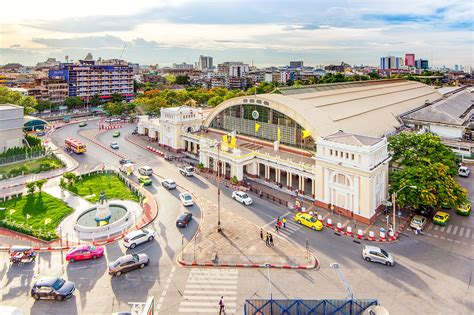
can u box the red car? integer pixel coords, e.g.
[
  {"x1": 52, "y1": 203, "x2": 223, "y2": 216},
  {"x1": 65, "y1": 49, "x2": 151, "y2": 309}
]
[{"x1": 66, "y1": 245, "x2": 104, "y2": 262}]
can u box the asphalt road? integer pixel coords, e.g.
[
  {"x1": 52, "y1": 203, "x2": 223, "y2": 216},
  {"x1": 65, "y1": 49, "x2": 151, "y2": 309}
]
[{"x1": 0, "y1": 120, "x2": 472, "y2": 314}]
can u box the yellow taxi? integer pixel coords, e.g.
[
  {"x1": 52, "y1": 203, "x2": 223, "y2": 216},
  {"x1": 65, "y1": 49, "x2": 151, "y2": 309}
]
[
  {"x1": 456, "y1": 203, "x2": 471, "y2": 216},
  {"x1": 139, "y1": 176, "x2": 152, "y2": 186},
  {"x1": 432, "y1": 211, "x2": 450, "y2": 225},
  {"x1": 295, "y1": 212, "x2": 323, "y2": 231}
]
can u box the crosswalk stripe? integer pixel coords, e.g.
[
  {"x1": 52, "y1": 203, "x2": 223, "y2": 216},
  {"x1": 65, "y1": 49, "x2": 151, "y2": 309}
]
[
  {"x1": 179, "y1": 308, "x2": 236, "y2": 313},
  {"x1": 183, "y1": 296, "x2": 237, "y2": 301},
  {"x1": 187, "y1": 279, "x2": 237, "y2": 284},
  {"x1": 180, "y1": 301, "x2": 237, "y2": 307},
  {"x1": 185, "y1": 284, "x2": 237, "y2": 289},
  {"x1": 190, "y1": 269, "x2": 238, "y2": 274},
  {"x1": 446, "y1": 225, "x2": 452, "y2": 234},
  {"x1": 451, "y1": 225, "x2": 458, "y2": 235},
  {"x1": 189, "y1": 275, "x2": 238, "y2": 279},
  {"x1": 426, "y1": 224, "x2": 433, "y2": 231},
  {"x1": 465, "y1": 229, "x2": 471, "y2": 239},
  {"x1": 458, "y1": 227, "x2": 464, "y2": 237},
  {"x1": 434, "y1": 225, "x2": 439, "y2": 231},
  {"x1": 440, "y1": 226, "x2": 446, "y2": 232}
]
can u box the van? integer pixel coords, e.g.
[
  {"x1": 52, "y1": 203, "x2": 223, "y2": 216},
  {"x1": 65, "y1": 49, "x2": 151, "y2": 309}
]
[
  {"x1": 458, "y1": 166, "x2": 470, "y2": 177},
  {"x1": 138, "y1": 166, "x2": 153, "y2": 176}
]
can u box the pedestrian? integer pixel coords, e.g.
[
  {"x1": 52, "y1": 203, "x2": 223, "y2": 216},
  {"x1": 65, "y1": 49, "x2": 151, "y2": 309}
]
[
  {"x1": 416, "y1": 226, "x2": 422, "y2": 235},
  {"x1": 265, "y1": 232, "x2": 270, "y2": 246},
  {"x1": 219, "y1": 296, "x2": 225, "y2": 315},
  {"x1": 278, "y1": 220, "x2": 283, "y2": 230},
  {"x1": 275, "y1": 223, "x2": 279, "y2": 232},
  {"x1": 269, "y1": 233, "x2": 274, "y2": 246},
  {"x1": 282, "y1": 218, "x2": 287, "y2": 228},
  {"x1": 260, "y1": 228, "x2": 263, "y2": 240},
  {"x1": 259, "y1": 190, "x2": 263, "y2": 198}
]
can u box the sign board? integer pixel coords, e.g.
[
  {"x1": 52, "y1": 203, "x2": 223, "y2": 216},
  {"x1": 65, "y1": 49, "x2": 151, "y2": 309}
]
[
  {"x1": 273, "y1": 140, "x2": 279, "y2": 151},
  {"x1": 252, "y1": 110, "x2": 259, "y2": 120}
]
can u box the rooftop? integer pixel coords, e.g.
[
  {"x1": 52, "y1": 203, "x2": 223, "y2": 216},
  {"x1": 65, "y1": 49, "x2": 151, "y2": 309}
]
[
  {"x1": 323, "y1": 131, "x2": 383, "y2": 147},
  {"x1": 0, "y1": 103, "x2": 23, "y2": 110}
]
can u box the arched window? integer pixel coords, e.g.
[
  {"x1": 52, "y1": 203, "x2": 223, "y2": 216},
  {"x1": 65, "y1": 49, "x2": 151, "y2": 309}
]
[{"x1": 336, "y1": 174, "x2": 350, "y2": 186}]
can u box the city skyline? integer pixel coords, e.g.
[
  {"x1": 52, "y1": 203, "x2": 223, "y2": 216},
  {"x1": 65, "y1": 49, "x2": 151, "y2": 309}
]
[{"x1": 1, "y1": 0, "x2": 473, "y2": 67}]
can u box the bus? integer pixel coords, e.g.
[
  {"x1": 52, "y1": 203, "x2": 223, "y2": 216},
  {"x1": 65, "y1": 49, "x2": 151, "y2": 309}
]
[{"x1": 65, "y1": 138, "x2": 86, "y2": 154}]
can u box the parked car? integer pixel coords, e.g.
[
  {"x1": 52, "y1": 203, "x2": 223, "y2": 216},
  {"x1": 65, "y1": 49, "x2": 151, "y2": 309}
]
[
  {"x1": 139, "y1": 175, "x2": 152, "y2": 186},
  {"x1": 362, "y1": 245, "x2": 394, "y2": 266},
  {"x1": 138, "y1": 166, "x2": 153, "y2": 176},
  {"x1": 123, "y1": 229, "x2": 155, "y2": 249},
  {"x1": 112, "y1": 131, "x2": 121, "y2": 138},
  {"x1": 78, "y1": 122, "x2": 87, "y2": 127},
  {"x1": 231, "y1": 191, "x2": 253, "y2": 205},
  {"x1": 66, "y1": 245, "x2": 104, "y2": 262},
  {"x1": 456, "y1": 202, "x2": 471, "y2": 216},
  {"x1": 162, "y1": 179, "x2": 176, "y2": 189},
  {"x1": 119, "y1": 158, "x2": 132, "y2": 165},
  {"x1": 31, "y1": 277, "x2": 75, "y2": 301},
  {"x1": 108, "y1": 253, "x2": 149, "y2": 276},
  {"x1": 110, "y1": 142, "x2": 119, "y2": 149},
  {"x1": 295, "y1": 212, "x2": 323, "y2": 231},
  {"x1": 176, "y1": 212, "x2": 193, "y2": 228},
  {"x1": 179, "y1": 166, "x2": 195, "y2": 177},
  {"x1": 415, "y1": 205, "x2": 434, "y2": 217},
  {"x1": 458, "y1": 166, "x2": 470, "y2": 177},
  {"x1": 36, "y1": 131, "x2": 46, "y2": 136},
  {"x1": 410, "y1": 215, "x2": 428, "y2": 230},
  {"x1": 179, "y1": 192, "x2": 194, "y2": 206},
  {"x1": 433, "y1": 211, "x2": 450, "y2": 226}
]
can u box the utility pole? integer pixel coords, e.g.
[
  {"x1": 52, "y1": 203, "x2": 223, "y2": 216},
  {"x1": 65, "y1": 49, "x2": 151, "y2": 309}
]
[
  {"x1": 217, "y1": 142, "x2": 222, "y2": 232},
  {"x1": 330, "y1": 263, "x2": 353, "y2": 300}
]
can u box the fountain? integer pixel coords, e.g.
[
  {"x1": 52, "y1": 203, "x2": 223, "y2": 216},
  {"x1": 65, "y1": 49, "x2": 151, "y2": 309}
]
[{"x1": 95, "y1": 191, "x2": 112, "y2": 224}]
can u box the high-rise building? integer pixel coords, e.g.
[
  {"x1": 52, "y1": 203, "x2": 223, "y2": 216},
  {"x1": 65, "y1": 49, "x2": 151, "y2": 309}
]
[
  {"x1": 289, "y1": 61, "x2": 304, "y2": 68},
  {"x1": 197, "y1": 55, "x2": 213, "y2": 71},
  {"x1": 172, "y1": 62, "x2": 194, "y2": 70},
  {"x1": 48, "y1": 53, "x2": 134, "y2": 103},
  {"x1": 404, "y1": 54, "x2": 415, "y2": 67},
  {"x1": 415, "y1": 59, "x2": 429, "y2": 70},
  {"x1": 380, "y1": 56, "x2": 404, "y2": 70}
]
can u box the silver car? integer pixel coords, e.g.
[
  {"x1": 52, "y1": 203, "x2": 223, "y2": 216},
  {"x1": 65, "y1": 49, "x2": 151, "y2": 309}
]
[
  {"x1": 162, "y1": 179, "x2": 177, "y2": 190},
  {"x1": 123, "y1": 229, "x2": 155, "y2": 249},
  {"x1": 108, "y1": 253, "x2": 149, "y2": 276},
  {"x1": 362, "y1": 245, "x2": 394, "y2": 266}
]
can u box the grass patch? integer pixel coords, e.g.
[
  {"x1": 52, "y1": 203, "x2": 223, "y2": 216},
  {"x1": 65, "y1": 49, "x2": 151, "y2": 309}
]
[
  {"x1": 0, "y1": 192, "x2": 73, "y2": 240},
  {"x1": 67, "y1": 173, "x2": 139, "y2": 202},
  {"x1": 0, "y1": 155, "x2": 65, "y2": 178}
]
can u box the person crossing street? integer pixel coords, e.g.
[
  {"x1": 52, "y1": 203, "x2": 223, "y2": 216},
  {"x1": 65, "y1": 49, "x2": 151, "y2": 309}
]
[{"x1": 219, "y1": 296, "x2": 226, "y2": 314}]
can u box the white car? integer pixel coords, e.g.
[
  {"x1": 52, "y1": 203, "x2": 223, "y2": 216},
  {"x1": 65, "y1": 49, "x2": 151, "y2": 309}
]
[
  {"x1": 458, "y1": 166, "x2": 470, "y2": 177},
  {"x1": 138, "y1": 166, "x2": 153, "y2": 176},
  {"x1": 362, "y1": 245, "x2": 394, "y2": 266},
  {"x1": 179, "y1": 192, "x2": 194, "y2": 206},
  {"x1": 123, "y1": 229, "x2": 155, "y2": 249},
  {"x1": 162, "y1": 179, "x2": 176, "y2": 190},
  {"x1": 110, "y1": 142, "x2": 119, "y2": 149},
  {"x1": 231, "y1": 191, "x2": 253, "y2": 206}
]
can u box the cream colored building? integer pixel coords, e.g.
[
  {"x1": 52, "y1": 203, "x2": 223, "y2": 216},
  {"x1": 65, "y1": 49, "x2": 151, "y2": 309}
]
[{"x1": 138, "y1": 79, "x2": 442, "y2": 223}]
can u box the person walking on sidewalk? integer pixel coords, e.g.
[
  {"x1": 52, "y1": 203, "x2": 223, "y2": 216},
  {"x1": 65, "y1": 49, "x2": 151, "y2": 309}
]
[
  {"x1": 269, "y1": 233, "x2": 274, "y2": 246},
  {"x1": 260, "y1": 228, "x2": 264, "y2": 240},
  {"x1": 265, "y1": 232, "x2": 270, "y2": 246},
  {"x1": 219, "y1": 296, "x2": 225, "y2": 314},
  {"x1": 275, "y1": 222, "x2": 279, "y2": 233},
  {"x1": 282, "y1": 218, "x2": 287, "y2": 228}
]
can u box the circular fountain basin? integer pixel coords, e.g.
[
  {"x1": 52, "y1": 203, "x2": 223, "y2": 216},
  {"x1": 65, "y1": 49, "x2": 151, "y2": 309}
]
[{"x1": 77, "y1": 205, "x2": 127, "y2": 227}]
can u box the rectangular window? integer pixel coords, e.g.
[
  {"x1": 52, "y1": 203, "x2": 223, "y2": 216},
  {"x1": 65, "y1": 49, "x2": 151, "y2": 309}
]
[
  {"x1": 351, "y1": 154, "x2": 355, "y2": 160},
  {"x1": 330, "y1": 149, "x2": 333, "y2": 155},
  {"x1": 346, "y1": 152, "x2": 349, "y2": 159}
]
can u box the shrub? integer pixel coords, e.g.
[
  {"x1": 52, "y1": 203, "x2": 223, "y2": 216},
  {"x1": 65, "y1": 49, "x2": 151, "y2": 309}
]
[{"x1": 230, "y1": 176, "x2": 239, "y2": 185}]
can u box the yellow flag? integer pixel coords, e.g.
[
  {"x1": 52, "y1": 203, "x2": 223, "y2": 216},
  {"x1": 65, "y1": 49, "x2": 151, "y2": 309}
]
[
  {"x1": 9, "y1": 209, "x2": 16, "y2": 215},
  {"x1": 230, "y1": 136, "x2": 237, "y2": 148},
  {"x1": 302, "y1": 130, "x2": 311, "y2": 139},
  {"x1": 222, "y1": 135, "x2": 228, "y2": 144},
  {"x1": 44, "y1": 218, "x2": 52, "y2": 225},
  {"x1": 255, "y1": 122, "x2": 261, "y2": 133},
  {"x1": 277, "y1": 127, "x2": 281, "y2": 142}
]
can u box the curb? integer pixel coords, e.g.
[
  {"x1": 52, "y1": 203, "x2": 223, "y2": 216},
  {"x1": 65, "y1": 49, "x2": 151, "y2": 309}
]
[{"x1": 78, "y1": 130, "x2": 125, "y2": 159}]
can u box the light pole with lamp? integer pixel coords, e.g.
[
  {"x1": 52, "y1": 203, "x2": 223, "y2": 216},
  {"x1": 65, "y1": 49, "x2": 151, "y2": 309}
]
[
  {"x1": 209, "y1": 140, "x2": 222, "y2": 232},
  {"x1": 264, "y1": 263, "x2": 272, "y2": 300},
  {"x1": 392, "y1": 185, "x2": 417, "y2": 232}
]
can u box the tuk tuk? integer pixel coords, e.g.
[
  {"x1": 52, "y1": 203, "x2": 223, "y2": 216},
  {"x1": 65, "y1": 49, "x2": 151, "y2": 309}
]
[{"x1": 9, "y1": 246, "x2": 37, "y2": 264}]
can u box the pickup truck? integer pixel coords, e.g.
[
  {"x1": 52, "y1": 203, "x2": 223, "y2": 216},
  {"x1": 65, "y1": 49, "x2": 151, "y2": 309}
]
[{"x1": 179, "y1": 166, "x2": 195, "y2": 177}]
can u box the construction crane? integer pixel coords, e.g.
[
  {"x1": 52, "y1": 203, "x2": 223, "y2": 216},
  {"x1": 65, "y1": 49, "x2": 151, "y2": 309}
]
[
  {"x1": 119, "y1": 43, "x2": 128, "y2": 60},
  {"x1": 330, "y1": 262, "x2": 354, "y2": 300}
]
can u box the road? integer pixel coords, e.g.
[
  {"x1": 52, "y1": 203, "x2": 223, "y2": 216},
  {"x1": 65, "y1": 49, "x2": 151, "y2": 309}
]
[{"x1": 0, "y1": 120, "x2": 472, "y2": 314}]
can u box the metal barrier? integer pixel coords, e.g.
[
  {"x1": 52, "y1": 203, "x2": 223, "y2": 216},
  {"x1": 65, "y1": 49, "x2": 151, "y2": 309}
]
[
  {"x1": 249, "y1": 187, "x2": 289, "y2": 206},
  {"x1": 244, "y1": 298, "x2": 379, "y2": 315}
]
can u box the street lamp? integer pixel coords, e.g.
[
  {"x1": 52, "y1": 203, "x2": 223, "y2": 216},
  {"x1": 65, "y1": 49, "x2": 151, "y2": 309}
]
[
  {"x1": 392, "y1": 185, "x2": 417, "y2": 232},
  {"x1": 330, "y1": 262, "x2": 353, "y2": 301},
  {"x1": 264, "y1": 263, "x2": 272, "y2": 300},
  {"x1": 209, "y1": 140, "x2": 222, "y2": 232}
]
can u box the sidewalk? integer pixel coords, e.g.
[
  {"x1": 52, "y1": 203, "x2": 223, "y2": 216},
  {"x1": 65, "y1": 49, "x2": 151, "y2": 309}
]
[{"x1": 178, "y1": 196, "x2": 317, "y2": 269}]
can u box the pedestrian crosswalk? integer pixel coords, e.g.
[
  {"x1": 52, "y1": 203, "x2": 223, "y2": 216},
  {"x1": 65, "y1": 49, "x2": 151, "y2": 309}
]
[
  {"x1": 428, "y1": 223, "x2": 474, "y2": 239},
  {"x1": 276, "y1": 219, "x2": 301, "y2": 238},
  {"x1": 179, "y1": 269, "x2": 238, "y2": 314}
]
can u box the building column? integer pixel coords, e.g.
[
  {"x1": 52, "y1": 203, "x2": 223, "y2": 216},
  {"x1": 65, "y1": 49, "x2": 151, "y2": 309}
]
[
  {"x1": 187, "y1": 141, "x2": 192, "y2": 152},
  {"x1": 193, "y1": 144, "x2": 199, "y2": 154},
  {"x1": 312, "y1": 178, "x2": 316, "y2": 198},
  {"x1": 235, "y1": 164, "x2": 244, "y2": 181},
  {"x1": 301, "y1": 176, "x2": 305, "y2": 194},
  {"x1": 265, "y1": 165, "x2": 270, "y2": 182},
  {"x1": 276, "y1": 169, "x2": 281, "y2": 184},
  {"x1": 256, "y1": 163, "x2": 260, "y2": 178},
  {"x1": 288, "y1": 172, "x2": 292, "y2": 189}
]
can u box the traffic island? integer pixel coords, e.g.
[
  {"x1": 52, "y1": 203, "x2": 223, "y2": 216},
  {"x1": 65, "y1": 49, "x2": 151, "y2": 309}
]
[{"x1": 178, "y1": 198, "x2": 318, "y2": 269}]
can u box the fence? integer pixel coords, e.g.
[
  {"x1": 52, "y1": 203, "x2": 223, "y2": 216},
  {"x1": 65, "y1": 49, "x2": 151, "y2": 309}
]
[
  {"x1": 0, "y1": 150, "x2": 46, "y2": 166},
  {"x1": 244, "y1": 298, "x2": 379, "y2": 315},
  {"x1": 248, "y1": 186, "x2": 289, "y2": 206}
]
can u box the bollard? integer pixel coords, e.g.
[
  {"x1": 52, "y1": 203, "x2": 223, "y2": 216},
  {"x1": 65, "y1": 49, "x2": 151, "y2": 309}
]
[
  {"x1": 336, "y1": 222, "x2": 342, "y2": 232},
  {"x1": 327, "y1": 218, "x2": 333, "y2": 228},
  {"x1": 379, "y1": 231, "x2": 386, "y2": 241},
  {"x1": 368, "y1": 231, "x2": 375, "y2": 240},
  {"x1": 357, "y1": 229, "x2": 363, "y2": 239},
  {"x1": 346, "y1": 226, "x2": 352, "y2": 236},
  {"x1": 317, "y1": 214, "x2": 323, "y2": 221},
  {"x1": 389, "y1": 230, "x2": 396, "y2": 240}
]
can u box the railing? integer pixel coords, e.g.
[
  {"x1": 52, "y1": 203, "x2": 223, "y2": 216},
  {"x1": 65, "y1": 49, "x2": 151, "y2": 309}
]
[{"x1": 0, "y1": 150, "x2": 46, "y2": 166}]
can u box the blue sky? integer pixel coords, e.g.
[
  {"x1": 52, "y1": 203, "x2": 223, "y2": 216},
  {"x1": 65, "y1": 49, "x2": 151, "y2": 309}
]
[{"x1": 1, "y1": 0, "x2": 472, "y2": 67}]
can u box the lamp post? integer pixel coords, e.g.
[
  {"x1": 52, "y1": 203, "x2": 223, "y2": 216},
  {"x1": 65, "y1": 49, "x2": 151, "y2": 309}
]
[
  {"x1": 392, "y1": 185, "x2": 417, "y2": 232},
  {"x1": 264, "y1": 263, "x2": 272, "y2": 300},
  {"x1": 209, "y1": 140, "x2": 222, "y2": 232}
]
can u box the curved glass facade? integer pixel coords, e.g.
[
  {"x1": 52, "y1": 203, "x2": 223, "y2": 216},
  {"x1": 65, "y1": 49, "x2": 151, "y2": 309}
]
[{"x1": 209, "y1": 104, "x2": 315, "y2": 151}]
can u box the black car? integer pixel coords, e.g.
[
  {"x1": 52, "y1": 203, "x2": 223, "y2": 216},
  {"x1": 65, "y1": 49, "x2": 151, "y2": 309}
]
[
  {"x1": 31, "y1": 277, "x2": 75, "y2": 301},
  {"x1": 416, "y1": 205, "x2": 435, "y2": 217},
  {"x1": 119, "y1": 158, "x2": 132, "y2": 165},
  {"x1": 176, "y1": 212, "x2": 193, "y2": 228}
]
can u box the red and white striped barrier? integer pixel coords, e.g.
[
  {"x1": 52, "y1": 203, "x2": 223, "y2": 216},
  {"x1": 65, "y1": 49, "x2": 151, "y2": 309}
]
[
  {"x1": 100, "y1": 125, "x2": 122, "y2": 130},
  {"x1": 326, "y1": 218, "x2": 333, "y2": 229},
  {"x1": 177, "y1": 258, "x2": 316, "y2": 269},
  {"x1": 357, "y1": 229, "x2": 364, "y2": 239},
  {"x1": 345, "y1": 226, "x2": 353, "y2": 237},
  {"x1": 336, "y1": 222, "x2": 343, "y2": 232},
  {"x1": 367, "y1": 231, "x2": 376, "y2": 241}
]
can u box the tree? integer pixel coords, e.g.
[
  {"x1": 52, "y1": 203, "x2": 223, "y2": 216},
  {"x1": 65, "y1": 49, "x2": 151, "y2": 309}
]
[
  {"x1": 390, "y1": 163, "x2": 468, "y2": 209},
  {"x1": 90, "y1": 94, "x2": 101, "y2": 106},
  {"x1": 164, "y1": 74, "x2": 176, "y2": 85},
  {"x1": 35, "y1": 179, "x2": 47, "y2": 193},
  {"x1": 104, "y1": 102, "x2": 125, "y2": 116},
  {"x1": 63, "y1": 172, "x2": 77, "y2": 186},
  {"x1": 0, "y1": 86, "x2": 38, "y2": 114},
  {"x1": 64, "y1": 96, "x2": 83, "y2": 109},
  {"x1": 26, "y1": 182, "x2": 36, "y2": 195},
  {"x1": 111, "y1": 92, "x2": 124, "y2": 103},
  {"x1": 176, "y1": 75, "x2": 190, "y2": 85},
  {"x1": 35, "y1": 100, "x2": 54, "y2": 112},
  {"x1": 207, "y1": 96, "x2": 224, "y2": 107},
  {"x1": 388, "y1": 132, "x2": 458, "y2": 176}
]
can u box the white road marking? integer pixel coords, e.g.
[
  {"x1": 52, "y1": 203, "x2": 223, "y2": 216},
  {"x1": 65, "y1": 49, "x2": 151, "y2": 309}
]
[
  {"x1": 446, "y1": 225, "x2": 452, "y2": 234},
  {"x1": 465, "y1": 229, "x2": 471, "y2": 239},
  {"x1": 440, "y1": 226, "x2": 446, "y2": 232},
  {"x1": 156, "y1": 265, "x2": 176, "y2": 313},
  {"x1": 458, "y1": 227, "x2": 464, "y2": 237},
  {"x1": 451, "y1": 225, "x2": 458, "y2": 235},
  {"x1": 434, "y1": 225, "x2": 439, "y2": 231}
]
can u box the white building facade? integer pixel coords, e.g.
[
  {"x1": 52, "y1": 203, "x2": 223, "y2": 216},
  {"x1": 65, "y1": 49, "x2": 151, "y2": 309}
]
[{"x1": 0, "y1": 104, "x2": 24, "y2": 153}]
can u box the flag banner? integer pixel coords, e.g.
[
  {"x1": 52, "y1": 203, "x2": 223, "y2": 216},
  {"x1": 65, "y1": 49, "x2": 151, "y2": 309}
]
[
  {"x1": 229, "y1": 136, "x2": 237, "y2": 148},
  {"x1": 255, "y1": 122, "x2": 261, "y2": 133},
  {"x1": 277, "y1": 127, "x2": 281, "y2": 142},
  {"x1": 222, "y1": 135, "x2": 228, "y2": 144},
  {"x1": 302, "y1": 130, "x2": 311, "y2": 139}
]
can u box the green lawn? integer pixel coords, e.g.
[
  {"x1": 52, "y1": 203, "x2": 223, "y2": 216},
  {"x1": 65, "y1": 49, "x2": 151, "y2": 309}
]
[
  {"x1": 67, "y1": 173, "x2": 139, "y2": 202},
  {"x1": 0, "y1": 155, "x2": 64, "y2": 178},
  {"x1": 0, "y1": 192, "x2": 73, "y2": 240}
]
